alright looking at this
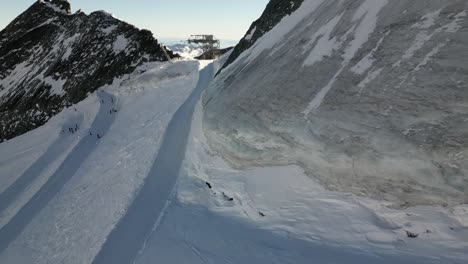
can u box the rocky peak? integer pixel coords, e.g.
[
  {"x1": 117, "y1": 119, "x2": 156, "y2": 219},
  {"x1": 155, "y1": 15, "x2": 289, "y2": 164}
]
[
  {"x1": 219, "y1": 0, "x2": 304, "y2": 73},
  {"x1": 40, "y1": 0, "x2": 72, "y2": 15},
  {"x1": 0, "y1": 1, "x2": 174, "y2": 140}
]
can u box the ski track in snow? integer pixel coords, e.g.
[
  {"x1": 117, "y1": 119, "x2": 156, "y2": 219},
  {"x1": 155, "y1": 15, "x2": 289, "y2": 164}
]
[
  {"x1": 0, "y1": 92, "x2": 116, "y2": 253},
  {"x1": 0, "y1": 115, "x2": 83, "y2": 219},
  {"x1": 92, "y1": 63, "x2": 214, "y2": 264}
]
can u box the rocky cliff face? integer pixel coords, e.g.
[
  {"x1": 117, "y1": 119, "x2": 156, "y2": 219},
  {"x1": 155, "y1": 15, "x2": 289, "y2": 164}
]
[
  {"x1": 220, "y1": 0, "x2": 304, "y2": 72},
  {"x1": 0, "y1": 0, "x2": 173, "y2": 140},
  {"x1": 204, "y1": 0, "x2": 468, "y2": 207}
]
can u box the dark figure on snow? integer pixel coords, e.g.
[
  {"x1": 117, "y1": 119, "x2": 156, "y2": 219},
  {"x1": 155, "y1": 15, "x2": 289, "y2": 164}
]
[{"x1": 97, "y1": 134, "x2": 101, "y2": 139}]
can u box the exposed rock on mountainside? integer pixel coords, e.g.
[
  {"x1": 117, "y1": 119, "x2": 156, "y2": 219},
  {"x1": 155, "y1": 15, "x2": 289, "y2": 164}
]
[
  {"x1": 204, "y1": 0, "x2": 468, "y2": 207},
  {"x1": 0, "y1": 0, "x2": 174, "y2": 140},
  {"x1": 220, "y1": 0, "x2": 304, "y2": 72}
]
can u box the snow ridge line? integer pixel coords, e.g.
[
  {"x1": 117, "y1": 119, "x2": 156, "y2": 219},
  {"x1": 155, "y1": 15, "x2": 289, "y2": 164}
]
[
  {"x1": 92, "y1": 63, "x2": 214, "y2": 264},
  {"x1": 0, "y1": 92, "x2": 116, "y2": 254}
]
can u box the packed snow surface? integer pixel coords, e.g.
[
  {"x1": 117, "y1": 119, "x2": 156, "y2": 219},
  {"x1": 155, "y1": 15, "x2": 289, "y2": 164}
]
[{"x1": 0, "y1": 61, "x2": 200, "y2": 263}]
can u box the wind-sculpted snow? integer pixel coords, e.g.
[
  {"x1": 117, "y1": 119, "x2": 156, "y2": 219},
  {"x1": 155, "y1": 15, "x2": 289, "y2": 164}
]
[
  {"x1": 204, "y1": 0, "x2": 468, "y2": 207},
  {"x1": 220, "y1": 0, "x2": 305, "y2": 72}
]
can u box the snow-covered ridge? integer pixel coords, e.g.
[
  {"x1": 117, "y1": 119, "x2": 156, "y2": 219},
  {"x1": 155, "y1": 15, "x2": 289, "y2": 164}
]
[
  {"x1": 204, "y1": 0, "x2": 468, "y2": 207},
  {"x1": 0, "y1": 0, "x2": 174, "y2": 140},
  {"x1": 39, "y1": 0, "x2": 71, "y2": 15}
]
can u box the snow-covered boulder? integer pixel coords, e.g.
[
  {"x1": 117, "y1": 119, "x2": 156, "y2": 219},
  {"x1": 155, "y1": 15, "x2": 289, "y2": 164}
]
[{"x1": 203, "y1": 0, "x2": 468, "y2": 207}]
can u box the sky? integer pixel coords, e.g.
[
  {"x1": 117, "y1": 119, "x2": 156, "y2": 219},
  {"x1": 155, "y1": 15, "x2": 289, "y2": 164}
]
[{"x1": 0, "y1": 0, "x2": 269, "y2": 46}]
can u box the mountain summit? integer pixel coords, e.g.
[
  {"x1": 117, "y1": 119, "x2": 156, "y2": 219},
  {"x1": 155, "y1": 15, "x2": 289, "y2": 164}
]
[
  {"x1": 39, "y1": 0, "x2": 72, "y2": 14},
  {"x1": 0, "y1": 0, "x2": 174, "y2": 140}
]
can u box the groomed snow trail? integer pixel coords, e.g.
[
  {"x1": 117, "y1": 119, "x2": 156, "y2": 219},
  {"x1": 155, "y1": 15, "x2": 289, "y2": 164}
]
[
  {"x1": 0, "y1": 91, "x2": 116, "y2": 253},
  {"x1": 92, "y1": 63, "x2": 214, "y2": 264},
  {"x1": 0, "y1": 117, "x2": 83, "y2": 217}
]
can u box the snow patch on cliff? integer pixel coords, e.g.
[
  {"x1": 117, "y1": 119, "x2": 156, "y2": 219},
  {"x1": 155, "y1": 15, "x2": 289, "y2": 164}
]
[
  {"x1": 113, "y1": 35, "x2": 129, "y2": 54},
  {"x1": 303, "y1": 0, "x2": 388, "y2": 115}
]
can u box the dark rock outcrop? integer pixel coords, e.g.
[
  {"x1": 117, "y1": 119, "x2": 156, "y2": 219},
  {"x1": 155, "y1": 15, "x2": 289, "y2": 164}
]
[
  {"x1": 0, "y1": 1, "x2": 174, "y2": 140},
  {"x1": 219, "y1": 0, "x2": 304, "y2": 72},
  {"x1": 42, "y1": 0, "x2": 72, "y2": 14}
]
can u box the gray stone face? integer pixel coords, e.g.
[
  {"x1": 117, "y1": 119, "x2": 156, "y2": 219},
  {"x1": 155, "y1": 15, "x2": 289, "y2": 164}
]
[
  {"x1": 219, "y1": 0, "x2": 304, "y2": 73},
  {"x1": 0, "y1": 1, "x2": 174, "y2": 140},
  {"x1": 203, "y1": 0, "x2": 468, "y2": 207}
]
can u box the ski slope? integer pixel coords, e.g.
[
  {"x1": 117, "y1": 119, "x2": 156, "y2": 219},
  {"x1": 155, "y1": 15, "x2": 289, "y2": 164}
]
[
  {"x1": 0, "y1": 91, "x2": 115, "y2": 253},
  {"x1": 93, "y1": 62, "x2": 214, "y2": 264},
  {"x1": 0, "y1": 61, "x2": 203, "y2": 264},
  {"x1": 0, "y1": 55, "x2": 466, "y2": 264}
]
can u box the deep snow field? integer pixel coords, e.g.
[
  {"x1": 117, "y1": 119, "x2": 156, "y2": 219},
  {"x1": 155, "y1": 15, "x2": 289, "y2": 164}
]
[{"x1": 0, "y1": 55, "x2": 467, "y2": 263}]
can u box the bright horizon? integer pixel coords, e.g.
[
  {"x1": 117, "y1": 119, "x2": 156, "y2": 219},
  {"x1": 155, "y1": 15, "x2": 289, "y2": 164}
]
[{"x1": 0, "y1": 0, "x2": 269, "y2": 46}]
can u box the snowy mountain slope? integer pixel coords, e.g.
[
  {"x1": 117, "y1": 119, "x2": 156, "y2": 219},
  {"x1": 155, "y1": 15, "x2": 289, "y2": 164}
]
[
  {"x1": 0, "y1": 60, "x2": 201, "y2": 264},
  {"x1": 0, "y1": 94, "x2": 99, "y2": 231},
  {"x1": 204, "y1": 0, "x2": 468, "y2": 207},
  {"x1": 92, "y1": 61, "x2": 213, "y2": 264},
  {"x1": 0, "y1": 0, "x2": 174, "y2": 141},
  {"x1": 220, "y1": 0, "x2": 305, "y2": 72},
  {"x1": 116, "y1": 32, "x2": 468, "y2": 263},
  {"x1": 115, "y1": 51, "x2": 468, "y2": 263},
  {"x1": 134, "y1": 92, "x2": 468, "y2": 264}
]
